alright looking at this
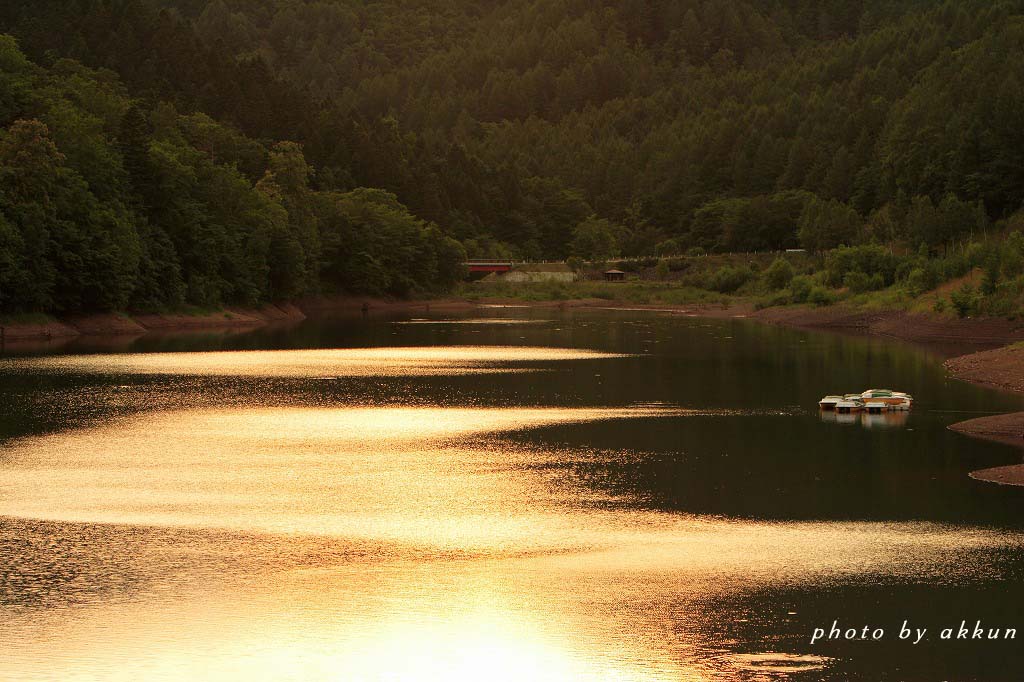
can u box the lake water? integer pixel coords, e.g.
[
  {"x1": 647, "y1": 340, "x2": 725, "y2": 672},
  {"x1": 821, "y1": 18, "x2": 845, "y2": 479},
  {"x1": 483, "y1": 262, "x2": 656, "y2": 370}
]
[{"x1": 1, "y1": 308, "x2": 1023, "y2": 681}]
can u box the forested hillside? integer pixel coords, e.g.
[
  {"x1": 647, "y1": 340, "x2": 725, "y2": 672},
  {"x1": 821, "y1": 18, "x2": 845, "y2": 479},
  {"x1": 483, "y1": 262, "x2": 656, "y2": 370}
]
[
  {"x1": 1, "y1": 0, "x2": 1024, "y2": 315},
  {"x1": 0, "y1": 36, "x2": 464, "y2": 314}
]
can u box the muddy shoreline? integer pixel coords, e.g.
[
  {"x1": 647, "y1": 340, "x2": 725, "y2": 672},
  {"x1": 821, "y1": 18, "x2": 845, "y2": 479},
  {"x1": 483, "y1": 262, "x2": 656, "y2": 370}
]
[
  {"x1": 0, "y1": 297, "x2": 477, "y2": 344},
  {"x1": 945, "y1": 347, "x2": 1024, "y2": 486},
  {"x1": 0, "y1": 304, "x2": 305, "y2": 343}
]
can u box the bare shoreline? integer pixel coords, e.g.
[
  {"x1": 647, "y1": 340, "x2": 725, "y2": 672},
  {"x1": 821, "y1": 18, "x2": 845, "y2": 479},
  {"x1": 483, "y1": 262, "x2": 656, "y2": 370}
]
[
  {"x1": 0, "y1": 298, "x2": 478, "y2": 344},
  {"x1": 945, "y1": 348, "x2": 1024, "y2": 486}
]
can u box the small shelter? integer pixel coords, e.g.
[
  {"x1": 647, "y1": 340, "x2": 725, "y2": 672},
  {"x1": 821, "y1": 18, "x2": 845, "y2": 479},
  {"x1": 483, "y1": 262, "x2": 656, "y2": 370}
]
[{"x1": 603, "y1": 269, "x2": 626, "y2": 282}]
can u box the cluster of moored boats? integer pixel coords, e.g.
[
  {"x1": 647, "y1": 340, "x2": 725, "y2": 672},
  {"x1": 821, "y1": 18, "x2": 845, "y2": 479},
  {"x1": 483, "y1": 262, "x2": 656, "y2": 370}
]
[{"x1": 818, "y1": 389, "x2": 913, "y2": 415}]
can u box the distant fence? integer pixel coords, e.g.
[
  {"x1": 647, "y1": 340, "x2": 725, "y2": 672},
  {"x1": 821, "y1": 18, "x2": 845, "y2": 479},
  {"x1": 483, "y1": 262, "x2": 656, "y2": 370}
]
[{"x1": 464, "y1": 260, "x2": 514, "y2": 273}]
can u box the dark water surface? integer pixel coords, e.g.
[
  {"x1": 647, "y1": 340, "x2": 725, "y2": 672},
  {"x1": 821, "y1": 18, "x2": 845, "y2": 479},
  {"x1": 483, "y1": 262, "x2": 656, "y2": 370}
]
[{"x1": 1, "y1": 308, "x2": 1022, "y2": 681}]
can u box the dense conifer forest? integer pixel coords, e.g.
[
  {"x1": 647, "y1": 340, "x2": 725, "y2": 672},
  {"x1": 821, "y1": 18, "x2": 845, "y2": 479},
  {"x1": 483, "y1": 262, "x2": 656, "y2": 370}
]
[{"x1": 1, "y1": 0, "x2": 1024, "y2": 315}]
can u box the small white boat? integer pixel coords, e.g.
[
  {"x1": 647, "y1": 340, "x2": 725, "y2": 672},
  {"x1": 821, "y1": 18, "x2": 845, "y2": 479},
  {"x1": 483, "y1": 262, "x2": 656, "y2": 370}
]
[
  {"x1": 820, "y1": 390, "x2": 912, "y2": 415},
  {"x1": 861, "y1": 389, "x2": 913, "y2": 408},
  {"x1": 818, "y1": 395, "x2": 843, "y2": 411},
  {"x1": 864, "y1": 400, "x2": 888, "y2": 415},
  {"x1": 836, "y1": 399, "x2": 864, "y2": 414},
  {"x1": 893, "y1": 393, "x2": 913, "y2": 410}
]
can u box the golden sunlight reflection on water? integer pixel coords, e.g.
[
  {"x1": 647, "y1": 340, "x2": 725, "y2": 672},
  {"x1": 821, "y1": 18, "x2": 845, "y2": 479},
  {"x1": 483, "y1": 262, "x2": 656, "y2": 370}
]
[
  {"x1": 2, "y1": 406, "x2": 1014, "y2": 575},
  {"x1": 1, "y1": 355, "x2": 1021, "y2": 680},
  {"x1": 6, "y1": 346, "x2": 625, "y2": 377}
]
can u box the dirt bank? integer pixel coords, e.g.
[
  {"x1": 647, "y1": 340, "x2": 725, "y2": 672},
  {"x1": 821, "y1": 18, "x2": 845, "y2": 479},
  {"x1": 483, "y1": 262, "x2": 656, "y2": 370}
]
[
  {"x1": 945, "y1": 344, "x2": 1024, "y2": 394},
  {"x1": 943, "y1": 344, "x2": 1024, "y2": 486},
  {"x1": 0, "y1": 297, "x2": 482, "y2": 343},
  {"x1": 967, "y1": 463, "x2": 1024, "y2": 486},
  {"x1": 0, "y1": 318, "x2": 80, "y2": 342},
  {"x1": 1, "y1": 303, "x2": 307, "y2": 342},
  {"x1": 946, "y1": 412, "x2": 1024, "y2": 486}
]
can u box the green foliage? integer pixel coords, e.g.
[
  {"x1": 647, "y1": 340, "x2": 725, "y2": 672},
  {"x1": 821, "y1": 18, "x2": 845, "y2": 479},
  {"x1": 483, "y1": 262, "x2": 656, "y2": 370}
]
[
  {"x1": 905, "y1": 268, "x2": 930, "y2": 296},
  {"x1": 755, "y1": 290, "x2": 793, "y2": 310},
  {"x1": 0, "y1": 40, "x2": 464, "y2": 315},
  {"x1": 807, "y1": 286, "x2": 834, "y2": 307},
  {"x1": 655, "y1": 238, "x2": 684, "y2": 257},
  {"x1": 798, "y1": 198, "x2": 861, "y2": 252},
  {"x1": 689, "y1": 192, "x2": 809, "y2": 253},
  {"x1": 571, "y1": 216, "x2": 619, "y2": 262},
  {"x1": 843, "y1": 271, "x2": 872, "y2": 294},
  {"x1": 1003, "y1": 231, "x2": 1024, "y2": 278},
  {"x1": 906, "y1": 195, "x2": 986, "y2": 249},
  {"x1": 462, "y1": 236, "x2": 516, "y2": 260},
  {"x1": 824, "y1": 244, "x2": 899, "y2": 288},
  {"x1": 763, "y1": 257, "x2": 794, "y2": 290},
  {"x1": 789, "y1": 275, "x2": 813, "y2": 304},
  {"x1": 5, "y1": 2, "x2": 1024, "y2": 312},
  {"x1": 0, "y1": 0, "x2": 1022, "y2": 266},
  {"x1": 981, "y1": 254, "x2": 1001, "y2": 296},
  {"x1": 320, "y1": 188, "x2": 466, "y2": 297},
  {"x1": 950, "y1": 284, "x2": 978, "y2": 318},
  {"x1": 707, "y1": 266, "x2": 753, "y2": 294},
  {"x1": 654, "y1": 259, "x2": 669, "y2": 281}
]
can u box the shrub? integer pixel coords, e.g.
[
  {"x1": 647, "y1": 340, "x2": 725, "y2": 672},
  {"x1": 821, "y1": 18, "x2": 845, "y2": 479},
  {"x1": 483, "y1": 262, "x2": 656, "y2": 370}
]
[
  {"x1": 755, "y1": 290, "x2": 792, "y2": 309},
  {"x1": 895, "y1": 260, "x2": 914, "y2": 282},
  {"x1": 933, "y1": 298, "x2": 947, "y2": 314},
  {"x1": 985, "y1": 295, "x2": 1015, "y2": 317},
  {"x1": 668, "y1": 258, "x2": 689, "y2": 272},
  {"x1": 655, "y1": 259, "x2": 669, "y2": 281},
  {"x1": 981, "y1": 254, "x2": 1000, "y2": 295},
  {"x1": 942, "y1": 252, "x2": 971, "y2": 280},
  {"x1": 790, "y1": 275, "x2": 813, "y2": 303},
  {"x1": 842, "y1": 271, "x2": 872, "y2": 294},
  {"x1": 824, "y1": 244, "x2": 899, "y2": 287},
  {"x1": 707, "y1": 265, "x2": 753, "y2": 293},
  {"x1": 965, "y1": 242, "x2": 988, "y2": 269},
  {"x1": 1003, "y1": 247, "x2": 1024, "y2": 279},
  {"x1": 950, "y1": 283, "x2": 977, "y2": 318},
  {"x1": 566, "y1": 256, "x2": 584, "y2": 272},
  {"x1": 808, "y1": 286, "x2": 833, "y2": 306},
  {"x1": 686, "y1": 246, "x2": 706, "y2": 257},
  {"x1": 909, "y1": 266, "x2": 933, "y2": 296},
  {"x1": 763, "y1": 257, "x2": 794, "y2": 290}
]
